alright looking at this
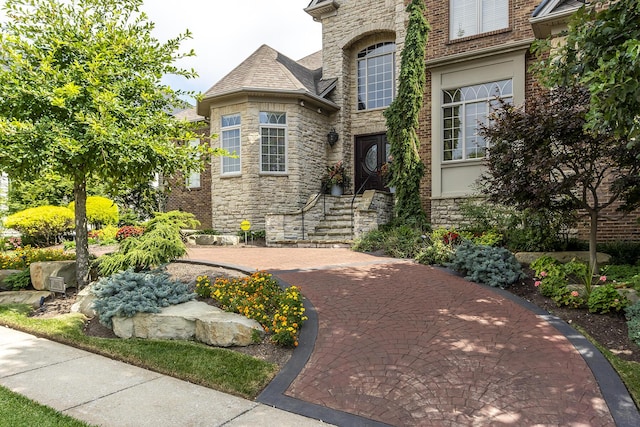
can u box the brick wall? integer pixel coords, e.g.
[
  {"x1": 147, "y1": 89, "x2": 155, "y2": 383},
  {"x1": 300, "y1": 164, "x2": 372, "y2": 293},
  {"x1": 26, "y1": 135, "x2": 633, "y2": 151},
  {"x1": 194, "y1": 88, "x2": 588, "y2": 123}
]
[{"x1": 165, "y1": 127, "x2": 213, "y2": 229}]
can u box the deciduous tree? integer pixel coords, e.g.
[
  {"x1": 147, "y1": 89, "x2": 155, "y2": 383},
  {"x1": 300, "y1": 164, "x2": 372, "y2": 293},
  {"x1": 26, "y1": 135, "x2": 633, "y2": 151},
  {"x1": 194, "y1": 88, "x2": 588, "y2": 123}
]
[
  {"x1": 0, "y1": 0, "x2": 213, "y2": 286},
  {"x1": 479, "y1": 86, "x2": 640, "y2": 272}
]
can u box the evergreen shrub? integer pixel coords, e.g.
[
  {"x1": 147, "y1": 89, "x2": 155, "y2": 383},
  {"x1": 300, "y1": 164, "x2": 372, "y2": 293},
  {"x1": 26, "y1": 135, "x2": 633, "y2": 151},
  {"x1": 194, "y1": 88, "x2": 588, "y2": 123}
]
[
  {"x1": 447, "y1": 241, "x2": 525, "y2": 288},
  {"x1": 625, "y1": 302, "x2": 640, "y2": 347},
  {"x1": 98, "y1": 211, "x2": 198, "y2": 276},
  {"x1": 91, "y1": 268, "x2": 194, "y2": 328},
  {"x1": 3, "y1": 205, "x2": 74, "y2": 246}
]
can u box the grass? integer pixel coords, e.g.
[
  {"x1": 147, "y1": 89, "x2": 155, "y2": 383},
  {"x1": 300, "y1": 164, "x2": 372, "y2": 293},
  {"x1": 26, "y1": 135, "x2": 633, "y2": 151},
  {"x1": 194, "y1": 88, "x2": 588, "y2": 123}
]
[
  {"x1": 0, "y1": 385, "x2": 94, "y2": 427},
  {"x1": 575, "y1": 325, "x2": 640, "y2": 408},
  {"x1": 0, "y1": 304, "x2": 278, "y2": 399}
]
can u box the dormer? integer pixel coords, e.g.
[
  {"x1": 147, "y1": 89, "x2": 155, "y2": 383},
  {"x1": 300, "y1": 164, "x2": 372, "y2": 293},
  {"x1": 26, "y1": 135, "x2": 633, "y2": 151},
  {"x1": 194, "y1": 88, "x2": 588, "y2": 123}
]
[{"x1": 304, "y1": 0, "x2": 339, "y2": 20}]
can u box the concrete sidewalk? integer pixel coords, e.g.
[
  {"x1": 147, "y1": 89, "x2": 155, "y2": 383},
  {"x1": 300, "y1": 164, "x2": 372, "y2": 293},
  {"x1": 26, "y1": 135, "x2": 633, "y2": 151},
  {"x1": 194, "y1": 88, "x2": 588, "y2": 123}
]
[{"x1": 0, "y1": 326, "x2": 333, "y2": 427}]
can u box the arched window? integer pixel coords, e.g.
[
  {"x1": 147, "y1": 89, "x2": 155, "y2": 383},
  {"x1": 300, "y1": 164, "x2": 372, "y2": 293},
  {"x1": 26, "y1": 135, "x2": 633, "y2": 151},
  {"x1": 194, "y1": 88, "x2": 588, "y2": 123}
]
[{"x1": 357, "y1": 42, "x2": 395, "y2": 111}]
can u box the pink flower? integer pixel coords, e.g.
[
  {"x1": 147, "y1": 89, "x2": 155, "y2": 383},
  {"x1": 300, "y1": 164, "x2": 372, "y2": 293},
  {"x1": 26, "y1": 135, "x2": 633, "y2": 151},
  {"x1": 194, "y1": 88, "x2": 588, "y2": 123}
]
[
  {"x1": 599, "y1": 276, "x2": 607, "y2": 282},
  {"x1": 571, "y1": 291, "x2": 579, "y2": 297},
  {"x1": 534, "y1": 281, "x2": 541, "y2": 287},
  {"x1": 540, "y1": 271, "x2": 548, "y2": 277}
]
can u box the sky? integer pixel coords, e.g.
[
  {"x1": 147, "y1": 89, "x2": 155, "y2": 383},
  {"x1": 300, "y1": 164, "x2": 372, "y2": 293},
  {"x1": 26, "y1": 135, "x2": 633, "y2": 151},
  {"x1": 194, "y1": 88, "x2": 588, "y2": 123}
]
[
  {"x1": 0, "y1": 0, "x2": 322, "y2": 103},
  {"x1": 144, "y1": 0, "x2": 322, "y2": 101}
]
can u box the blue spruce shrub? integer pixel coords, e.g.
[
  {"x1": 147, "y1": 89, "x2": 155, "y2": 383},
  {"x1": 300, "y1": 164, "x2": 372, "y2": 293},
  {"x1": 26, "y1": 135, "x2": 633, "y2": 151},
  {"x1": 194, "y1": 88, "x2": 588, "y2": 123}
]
[
  {"x1": 91, "y1": 268, "x2": 195, "y2": 328},
  {"x1": 625, "y1": 302, "x2": 640, "y2": 348},
  {"x1": 447, "y1": 241, "x2": 525, "y2": 288}
]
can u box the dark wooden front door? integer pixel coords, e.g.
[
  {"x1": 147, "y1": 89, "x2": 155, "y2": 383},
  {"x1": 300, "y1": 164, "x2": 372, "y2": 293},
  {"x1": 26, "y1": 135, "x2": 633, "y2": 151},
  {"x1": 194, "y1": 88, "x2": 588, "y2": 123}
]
[{"x1": 355, "y1": 133, "x2": 390, "y2": 193}]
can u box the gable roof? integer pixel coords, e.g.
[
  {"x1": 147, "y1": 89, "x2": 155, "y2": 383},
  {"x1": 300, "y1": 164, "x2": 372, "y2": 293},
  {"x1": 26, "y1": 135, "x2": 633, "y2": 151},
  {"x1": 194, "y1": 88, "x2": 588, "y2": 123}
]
[
  {"x1": 197, "y1": 44, "x2": 338, "y2": 116},
  {"x1": 531, "y1": 0, "x2": 584, "y2": 37}
]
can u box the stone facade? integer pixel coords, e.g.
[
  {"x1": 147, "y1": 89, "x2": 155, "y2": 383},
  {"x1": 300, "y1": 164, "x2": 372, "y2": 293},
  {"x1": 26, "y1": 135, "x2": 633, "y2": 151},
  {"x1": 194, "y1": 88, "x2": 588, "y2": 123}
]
[{"x1": 206, "y1": 99, "x2": 332, "y2": 233}]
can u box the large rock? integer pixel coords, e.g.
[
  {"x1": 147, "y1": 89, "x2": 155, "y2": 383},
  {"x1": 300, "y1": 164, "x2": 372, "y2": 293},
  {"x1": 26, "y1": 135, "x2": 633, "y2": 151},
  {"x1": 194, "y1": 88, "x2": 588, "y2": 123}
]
[
  {"x1": 0, "y1": 290, "x2": 52, "y2": 308},
  {"x1": 0, "y1": 269, "x2": 24, "y2": 291},
  {"x1": 515, "y1": 251, "x2": 611, "y2": 266},
  {"x1": 112, "y1": 300, "x2": 263, "y2": 347},
  {"x1": 30, "y1": 261, "x2": 77, "y2": 291},
  {"x1": 196, "y1": 312, "x2": 264, "y2": 347},
  {"x1": 70, "y1": 284, "x2": 97, "y2": 317},
  {"x1": 189, "y1": 234, "x2": 240, "y2": 246}
]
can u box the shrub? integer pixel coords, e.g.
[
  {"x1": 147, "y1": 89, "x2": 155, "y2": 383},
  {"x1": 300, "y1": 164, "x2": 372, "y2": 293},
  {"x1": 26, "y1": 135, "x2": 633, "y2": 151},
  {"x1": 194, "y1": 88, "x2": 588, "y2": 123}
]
[
  {"x1": 415, "y1": 227, "x2": 460, "y2": 266},
  {"x1": 3, "y1": 205, "x2": 74, "y2": 246},
  {"x1": 198, "y1": 271, "x2": 308, "y2": 347},
  {"x1": 598, "y1": 241, "x2": 640, "y2": 266},
  {"x1": 115, "y1": 225, "x2": 145, "y2": 241},
  {"x1": 98, "y1": 211, "x2": 198, "y2": 276},
  {"x1": 625, "y1": 302, "x2": 640, "y2": 348},
  {"x1": 352, "y1": 229, "x2": 387, "y2": 253},
  {"x1": 588, "y1": 284, "x2": 629, "y2": 314},
  {"x1": 69, "y1": 196, "x2": 119, "y2": 227},
  {"x1": 3, "y1": 269, "x2": 31, "y2": 290},
  {"x1": 0, "y1": 246, "x2": 75, "y2": 270},
  {"x1": 91, "y1": 268, "x2": 195, "y2": 328},
  {"x1": 447, "y1": 241, "x2": 525, "y2": 288}
]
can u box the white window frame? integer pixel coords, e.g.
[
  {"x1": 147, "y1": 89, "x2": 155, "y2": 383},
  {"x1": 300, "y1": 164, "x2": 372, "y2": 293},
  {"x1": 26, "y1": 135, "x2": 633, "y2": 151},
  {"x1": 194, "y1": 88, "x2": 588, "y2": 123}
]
[
  {"x1": 259, "y1": 112, "x2": 287, "y2": 174},
  {"x1": 450, "y1": 0, "x2": 509, "y2": 40},
  {"x1": 441, "y1": 79, "x2": 513, "y2": 162},
  {"x1": 221, "y1": 114, "x2": 241, "y2": 176},
  {"x1": 185, "y1": 139, "x2": 201, "y2": 188},
  {"x1": 357, "y1": 42, "x2": 396, "y2": 111}
]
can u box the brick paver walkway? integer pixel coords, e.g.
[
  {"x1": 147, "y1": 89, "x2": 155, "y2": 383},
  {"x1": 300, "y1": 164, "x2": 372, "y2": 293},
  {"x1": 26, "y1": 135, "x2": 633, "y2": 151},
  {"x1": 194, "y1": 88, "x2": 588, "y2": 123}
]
[{"x1": 185, "y1": 247, "x2": 627, "y2": 426}]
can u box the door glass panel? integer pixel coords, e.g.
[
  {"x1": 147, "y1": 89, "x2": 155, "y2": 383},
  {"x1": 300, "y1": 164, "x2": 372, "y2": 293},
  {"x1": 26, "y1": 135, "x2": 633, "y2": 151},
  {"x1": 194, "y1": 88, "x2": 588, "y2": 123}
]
[{"x1": 364, "y1": 145, "x2": 377, "y2": 173}]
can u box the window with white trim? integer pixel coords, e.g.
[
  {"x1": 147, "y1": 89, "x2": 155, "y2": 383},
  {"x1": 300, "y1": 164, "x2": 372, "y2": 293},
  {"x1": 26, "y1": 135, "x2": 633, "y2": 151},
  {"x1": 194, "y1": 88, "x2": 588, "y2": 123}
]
[
  {"x1": 259, "y1": 112, "x2": 287, "y2": 173},
  {"x1": 221, "y1": 114, "x2": 241, "y2": 175},
  {"x1": 450, "y1": 0, "x2": 508, "y2": 40},
  {"x1": 442, "y1": 79, "x2": 512, "y2": 161},
  {"x1": 357, "y1": 42, "x2": 395, "y2": 110},
  {"x1": 186, "y1": 139, "x2": 201, "y2": 188}
]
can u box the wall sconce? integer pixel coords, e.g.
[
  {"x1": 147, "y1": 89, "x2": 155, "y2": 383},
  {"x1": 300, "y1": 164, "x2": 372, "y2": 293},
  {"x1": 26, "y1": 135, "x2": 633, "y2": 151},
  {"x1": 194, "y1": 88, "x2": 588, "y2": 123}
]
[{"x1": 327, "y1": 128, "x2": 339, "y2": 147}]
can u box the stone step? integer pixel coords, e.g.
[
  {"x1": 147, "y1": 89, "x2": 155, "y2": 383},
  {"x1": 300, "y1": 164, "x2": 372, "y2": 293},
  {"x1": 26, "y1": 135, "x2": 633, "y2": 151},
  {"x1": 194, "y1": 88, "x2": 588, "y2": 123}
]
[
  {"x1": 309, "y1": 229, "x2": 353, "y2": 237},
  {"x1": 316, "y1": 219, "x2": 352, "y2": 228}
]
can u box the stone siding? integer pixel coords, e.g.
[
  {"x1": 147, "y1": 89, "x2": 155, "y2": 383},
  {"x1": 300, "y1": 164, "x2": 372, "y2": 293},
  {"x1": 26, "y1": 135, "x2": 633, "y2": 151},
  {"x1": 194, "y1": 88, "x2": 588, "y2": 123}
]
[
  {"x1": 207, "y1": 99, "x2": 332, "y2": 233},
  {"x1": 318, "y1": 0, "x2": 408, "y2": 191},
  {"x1": 353, "y1": 190, "x2": 395, "y2": 238}
]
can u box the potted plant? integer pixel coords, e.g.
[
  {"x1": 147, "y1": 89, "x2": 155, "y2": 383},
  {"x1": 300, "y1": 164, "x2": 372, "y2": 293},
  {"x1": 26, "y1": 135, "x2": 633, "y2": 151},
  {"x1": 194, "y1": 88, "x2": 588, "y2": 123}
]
[{"x1": 323, "y1": 161, "x2": 350, "y2": 196}]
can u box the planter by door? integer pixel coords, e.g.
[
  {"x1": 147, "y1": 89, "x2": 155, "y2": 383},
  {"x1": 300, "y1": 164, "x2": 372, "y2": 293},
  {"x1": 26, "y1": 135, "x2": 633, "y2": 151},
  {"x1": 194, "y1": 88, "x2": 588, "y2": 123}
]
[{"x1": 330, "y1": 184, "x2": 344, "y2": 196}]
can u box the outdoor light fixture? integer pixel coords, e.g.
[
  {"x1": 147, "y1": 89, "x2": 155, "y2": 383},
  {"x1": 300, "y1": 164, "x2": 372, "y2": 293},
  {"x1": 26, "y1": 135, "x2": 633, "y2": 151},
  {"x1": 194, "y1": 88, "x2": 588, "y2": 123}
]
[{"x1": 327, "y1": 128, "x2": 339, "y2": 147}]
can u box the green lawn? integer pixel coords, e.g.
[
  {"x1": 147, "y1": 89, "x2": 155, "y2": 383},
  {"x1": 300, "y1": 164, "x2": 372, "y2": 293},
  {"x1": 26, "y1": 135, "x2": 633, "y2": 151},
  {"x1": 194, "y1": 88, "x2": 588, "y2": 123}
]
[
  {"x1": 0, "y1": 305, "x2": 278, "y2": 399},
  {"x1": 0, "y1": 385, "x2": 95, "y2": 427}
]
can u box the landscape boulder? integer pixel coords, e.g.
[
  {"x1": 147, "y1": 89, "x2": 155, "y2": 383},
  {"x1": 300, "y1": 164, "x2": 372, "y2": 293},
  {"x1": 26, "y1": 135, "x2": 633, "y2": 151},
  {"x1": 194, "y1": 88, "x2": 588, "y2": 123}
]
[
  {"x1": 70, "y1": 284, "x2": 97, "y2": 317},
  {"x1": 112, "y1": 300, "x2": 263, "y2": 347},
  {"x1": 0, "y1": 290, "x2": 52, "y2": 308},
  {"x1": 515, "y1": 251, "x2": 611, "y2": 266},
  {"x1": 30, "y1": 261, "x2": 77, "y2": 291}
]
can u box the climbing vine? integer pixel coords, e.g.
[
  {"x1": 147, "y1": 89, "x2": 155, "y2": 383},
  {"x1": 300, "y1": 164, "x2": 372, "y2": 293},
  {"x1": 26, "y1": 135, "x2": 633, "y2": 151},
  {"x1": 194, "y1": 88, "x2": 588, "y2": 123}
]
[{"x1": 384, "y1": 0, "x2": 430, "y2": 224}]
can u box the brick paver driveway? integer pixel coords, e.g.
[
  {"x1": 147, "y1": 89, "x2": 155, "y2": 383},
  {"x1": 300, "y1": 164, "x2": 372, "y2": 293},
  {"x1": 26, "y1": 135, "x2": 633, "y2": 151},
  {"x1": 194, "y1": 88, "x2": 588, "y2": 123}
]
[{"x1": 186, "y1": 247, "x2": 635, "y2": 426}]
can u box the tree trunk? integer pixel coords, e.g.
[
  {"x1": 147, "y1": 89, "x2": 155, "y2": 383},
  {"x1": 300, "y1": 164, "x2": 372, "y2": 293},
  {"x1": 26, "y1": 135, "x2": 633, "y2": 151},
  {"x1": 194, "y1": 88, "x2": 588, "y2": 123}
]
[
  {"x1": 73, "y1": 177, "x2": 90, "y2": 288},
  {"x1": 589, "y1": 210, "x2": 599, "y2": 275}
]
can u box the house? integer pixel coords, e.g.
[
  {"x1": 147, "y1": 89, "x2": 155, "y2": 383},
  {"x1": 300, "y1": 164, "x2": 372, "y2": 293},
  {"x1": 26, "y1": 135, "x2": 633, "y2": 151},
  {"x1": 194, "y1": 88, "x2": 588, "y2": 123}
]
[{"x1": 167, "y1": 0, "x2": 640, "y2": 243}]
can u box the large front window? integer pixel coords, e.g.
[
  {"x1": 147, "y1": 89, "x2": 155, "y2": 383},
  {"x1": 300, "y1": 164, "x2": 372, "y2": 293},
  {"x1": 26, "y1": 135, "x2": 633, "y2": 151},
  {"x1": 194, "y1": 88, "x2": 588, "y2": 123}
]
[
  {"x1": 221, "y1": 114, "x2": 241, "y2": 175},
  {"x1": 442, "y1": 79, "x2": 512, "y2": 161},
  {"x1": 450, "y1": 0, "x2": 508, "y2": 40},
  {"x1": 260, "y1": 112, "x2": 287, "y2": 173},
  {"x1": 357, "y1": 42, "x2": 395, "y2": 110}
]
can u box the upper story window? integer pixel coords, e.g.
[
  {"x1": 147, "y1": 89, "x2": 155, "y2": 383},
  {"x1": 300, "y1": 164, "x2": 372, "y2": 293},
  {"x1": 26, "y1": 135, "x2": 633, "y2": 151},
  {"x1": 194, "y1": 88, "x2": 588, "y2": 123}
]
[
  {"x1": 357, "y1": 42, "x2": 395, "y2": 110},
  {"x1": 442, "y1": 79, "x2": 512, "y2": 161},
  {"x1": 186, "y1": 139, "x2": 201, "y2": 188},
  {"x1": 450, "y1": 0, "x2": 509, "y2": 40},
  {"x1": 259, "y1": 112, "x2": 287, "y2": 173},
  {"x1": 221, "y1": 114, "x2": 241, "y2": 175}
]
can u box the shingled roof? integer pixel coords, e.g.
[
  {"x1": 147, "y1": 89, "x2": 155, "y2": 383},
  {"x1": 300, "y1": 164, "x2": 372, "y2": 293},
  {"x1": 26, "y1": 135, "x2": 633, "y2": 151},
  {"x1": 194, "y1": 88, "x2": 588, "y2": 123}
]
[{"x1": 197, "y1": 45, "x2": 338, "y2": 116}]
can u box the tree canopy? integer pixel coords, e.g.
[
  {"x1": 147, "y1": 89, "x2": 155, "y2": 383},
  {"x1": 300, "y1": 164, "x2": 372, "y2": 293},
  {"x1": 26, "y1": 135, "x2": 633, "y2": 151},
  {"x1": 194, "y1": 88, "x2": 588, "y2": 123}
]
[
  {"x1": 534, "y1": 0, "x2": 640, "y2": 139},
  {"x1": 0, "y1": 0, "x2": 213, "y2": 285},
  {"x1": 384, "y1": 0, "x2": 430, "y2": 225},
  {"x1": 479, "y1": 86, "x2": 640, "y2": 271}
]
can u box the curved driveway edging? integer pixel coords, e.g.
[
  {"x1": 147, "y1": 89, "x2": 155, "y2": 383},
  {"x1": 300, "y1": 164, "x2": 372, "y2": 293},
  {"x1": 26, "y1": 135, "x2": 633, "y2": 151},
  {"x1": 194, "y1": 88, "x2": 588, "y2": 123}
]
[{"x1": 177, "y1": 258, "x2": 640, "y2": 426}]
